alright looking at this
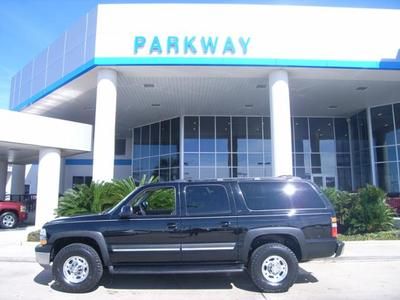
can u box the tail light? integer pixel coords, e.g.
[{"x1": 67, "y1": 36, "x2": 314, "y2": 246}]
[
  {"x1": 20, "y1": 205, "x2": 26, "y2": 213},
  {"x1": 331, "y1": 217, "x2": 338, "y2": 238}
]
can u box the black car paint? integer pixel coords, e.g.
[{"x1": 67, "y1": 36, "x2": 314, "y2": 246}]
[{"x1": 36, "y1": 178, "x2": 340, "y2": 269}]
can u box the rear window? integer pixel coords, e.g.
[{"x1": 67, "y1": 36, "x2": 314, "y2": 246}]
[{"x1": 239, "y1": 182, "x2": 325, "y2": 210}]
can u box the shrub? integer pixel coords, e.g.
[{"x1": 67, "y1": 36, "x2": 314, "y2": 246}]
[
  {"x1": 27, "y1": 229, "x2": 40, "y2": 242},
  {"x1": 56, "y1": 175, "x2": 157, "y2": 217},
  {"x1": 323, "y1": 185, "x2": 395, "y2": 235},
  {"x1": 348, "y1": 185, "x2": 395, "y2": 234}
]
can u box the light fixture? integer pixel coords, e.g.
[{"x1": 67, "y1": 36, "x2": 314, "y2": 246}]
[
  {"x1": 256, "y1": 84, "x2": 266, "y2": 89},
  {"x1": 144, "y1": 83, "x2": 155, "y2": 88},
  {"x1": 151, "y1": 103, "x2": 161, "y2": 107},
  {"x1": 356, "y1": 86, "x2": 368, "y2": 91},
  {"x1": 245, "y1": 104, "x2": 253, "y2": 108},
  {"x1": 377, "y1": 113, "x2": 383, "y2": 117},
  {"x1": 328, "y1": 105, "x2": 338, "y2": 109}
]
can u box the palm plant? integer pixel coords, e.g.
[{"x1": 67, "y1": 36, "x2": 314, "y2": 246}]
[{"x1": 56, "y1": 175, "x2": 158, "y2": 217}]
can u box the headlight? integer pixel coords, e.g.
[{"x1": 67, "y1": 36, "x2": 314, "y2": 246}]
[
  {"x1": 20, "y1": 205, "x2": 26, "y2": 212},
  {"x1": 39, "y1": 228, "x2": 47, "y2": 245}
]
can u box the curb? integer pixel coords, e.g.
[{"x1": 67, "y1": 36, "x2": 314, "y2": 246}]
[{"x1": 0, "y1": 257, "x2": 36, "y2": 263}]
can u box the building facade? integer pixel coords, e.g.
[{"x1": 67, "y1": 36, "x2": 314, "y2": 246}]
[{"x1": 3, "y1": 2, "x2": 400, "y2": 226}]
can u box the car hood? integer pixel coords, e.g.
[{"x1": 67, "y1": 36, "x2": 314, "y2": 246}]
[{"x1": 45, "y1": 213, "x2": 110, "y2": 225}]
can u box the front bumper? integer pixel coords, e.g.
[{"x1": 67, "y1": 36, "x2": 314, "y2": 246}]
[
  {"x1": 35, "y1": 245, "x2": 51, "y2": 267},
  {"x1": 335, "y1": 241, "x2": 345, "y2": 257}
]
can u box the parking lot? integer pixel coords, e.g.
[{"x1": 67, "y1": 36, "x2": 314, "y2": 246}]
[{"x1": 1, "y1": 256, "x2": 400, "y2": 300}]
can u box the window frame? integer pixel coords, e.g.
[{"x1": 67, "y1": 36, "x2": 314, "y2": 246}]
[
  {"x1": 238, "y1": 181, "x2": 326, "y2": 212},
  {"x1": 183, "y1": 183, "x2": 233, "y2": 217},
  {"x1": 128, "y1": 185, "x2": 178, "y2": 218}
]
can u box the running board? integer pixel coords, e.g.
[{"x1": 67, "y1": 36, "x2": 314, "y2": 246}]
[{"x1": 109, "y1": 264, "x2": 245, "y2": 275}]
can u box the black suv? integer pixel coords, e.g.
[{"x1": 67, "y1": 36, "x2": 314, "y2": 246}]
[{"x1": 35, "y1": 177, "x2": 344, "y2": 293}]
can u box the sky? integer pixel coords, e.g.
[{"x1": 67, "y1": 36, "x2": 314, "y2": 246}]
[{"x1": 1, "y1": 0, "x2": 400, "y2": 110}]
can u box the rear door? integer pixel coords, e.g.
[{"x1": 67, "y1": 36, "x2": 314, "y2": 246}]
[{"x1": 180, "y1": 182, "x2": 239, "y2": 262}]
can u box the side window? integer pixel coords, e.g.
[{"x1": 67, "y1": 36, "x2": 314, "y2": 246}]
[
  {"x1": 239, "y1": 182, "x2": 325, "y2": 210},
  {"x1": 239, "y1": 182, "x2": 291, "y2": 210},
  {"x1": 291, "y1": 183, "x2": 325, "y2": 209},
  {"x1": 132, "y1": 187, "x2": 176, "y2": 216},
  {"x1": 185, "y1": 185, "x2": 231, "y2": 216}
]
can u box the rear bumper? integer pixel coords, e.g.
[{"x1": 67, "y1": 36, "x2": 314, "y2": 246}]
[
  {"x1": 35, "y1": 245, "x2": 51, "y2": 267},
  {"x1": 335, "y1": 241, "x2": 345, "y2": 257}
]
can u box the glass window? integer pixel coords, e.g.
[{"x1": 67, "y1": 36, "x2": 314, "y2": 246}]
[
  {"x1": 376, "y1": 162, "x2": 399, "y2": 193},
  {"x1": 184, "y1": 153, "x2": 199, "y2": 166},
  {"x1": 200, "y1": 116, "x2": 215, "y2": 152},
  {"x1": 72, "y1": 176, "x2": 84, "y2": 186},
  {"x1": 335, "y1": 118, "x2": 350, "y2": 153},
  {"x1": 371, "y1": 105, "x2": 395, "y2": 146},
  {"x1": 115, "y1": 139, "x2": 126, "y2": 156},
  {"x1": 133, "y1": 128, "x2": 141, "y2": 158},
  {"x1": 216, "y1": 117, "x2": 231, "y2": 152},
  {"x1": 232, "y1": 117, "x2": 247, "y2": 152},
  {"x1": 160, "y1": 120, "x2": 171, "y2": 155},
  {"x1": 375, "y1": 146, "x2": 397, "y2": 162},
  {"x1": 200, "y1": 153, "x2": 215, "y2": 166},
  {"x1": 338, "y1": 168, "x2": 352, "y2": 191},
  {"x1": 248, "y1": 117, "x2": 263, "y2": 152},
  {"x1": 184, "y1": 117, "x2": 199, "y2": 152},
  {"x1": 394, "y1": 103, "x2": 400, "y2": 144},
  {"x1": 293, "y1": 117, "x2": 310, "y2": 153},
  {"x1": 141, "y1": 125, "x2": 150, "y2": 157},
  {"x1": 239, "y1": 182, "x2": 291, "y2": 210},
  {"x1": 263, "y1": 117, "x2": 271, "y2": 152},
  {"x1": 309, "y1": 118, "x2": 335, "y2": 152},
  {"x1": 185, "y1": 185, "x2": 231, "y2": 215},
  {"x1": 171, "y1": 118, "x2": 180, "y2": 154},
  {"x1": 150, "y1": 123, "x2": 160, "y2": 156},
  {"x1": 132, "y1": 187, "x2": 176, "y2": 216}
]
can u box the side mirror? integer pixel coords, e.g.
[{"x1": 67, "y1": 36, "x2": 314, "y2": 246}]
[{"x1": 119, "y1": 205, "x2": 133, "y2": 219}]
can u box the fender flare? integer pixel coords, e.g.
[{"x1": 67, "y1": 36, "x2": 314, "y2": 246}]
[
  {"x1": 49, "y1": 231, "x2": 111, "y2": 266},
  {"x1": 240, "y1": 227, "x2": 307, "y2": 263}
]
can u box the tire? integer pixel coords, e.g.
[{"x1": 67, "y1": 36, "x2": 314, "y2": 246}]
[
  {"x1": 52, "y1": 243, "x2": 103, "y2": 293},
  {"x1": 0, "y1": 212, "x2": 18, "y2": 229},
  {"x1": 249, "y1": 243, "x2": 298, "y2": 293}
]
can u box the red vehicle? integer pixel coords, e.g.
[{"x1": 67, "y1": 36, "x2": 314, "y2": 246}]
[{"x1": 0, "y1": 201, "x2": 28, "y2": 229}]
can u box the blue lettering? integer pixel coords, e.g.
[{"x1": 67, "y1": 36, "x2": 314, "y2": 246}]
[
  {"x1": 167, "y1": 36, "x2": 179, "y2": 54},
  {"x1": 134, "y1": 36, "x2": 146, "y2": 54},
  {"x1": 184, "y1": 36, "x2": 197, "y2": 54},
  {"x1": 223, "y1": 37, "x2": 235, "y2": 55},
  {"x1": 200, "y1": 37, "x2": 218, "y2": 55},
  {"x1": 238, "y1": 37, "x2": 250, "y2": 55},
  {"x1": 149, "y1": 36, "x2": 162, "y2": 54}
]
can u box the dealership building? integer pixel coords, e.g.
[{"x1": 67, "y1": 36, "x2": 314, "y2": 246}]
[{"x1": 2, "y1": 1, "x2": 400, "y2": 226}]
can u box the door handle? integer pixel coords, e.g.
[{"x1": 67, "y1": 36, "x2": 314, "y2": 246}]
[
  {"x1": 220, "y1": 221, "x2": 231, "y2": 228},
  {"x1": 167, "y1": 223, "x2": 177, "y2": 229}
]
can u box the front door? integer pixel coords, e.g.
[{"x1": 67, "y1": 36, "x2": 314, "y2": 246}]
[
  {"x1": 312, "y1": 175, "x2": 337, "y2": 189},
  {"x1": 104, "y1": 184, "x2": 181, "y2": 265},
  {"x1": 180, "y1": 183, "x2": 238, "y2": 262}
]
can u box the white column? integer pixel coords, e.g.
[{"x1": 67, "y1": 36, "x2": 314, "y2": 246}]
[
  {"x1": 92, "y1": 69, "x2": 117, "y2": 182},
  {"x1": 366, "y1": 107, "x2": 377, "y2": 185},
  {"x1": 0, "y1": 160, "x2": 7, "y2": 199},
  {"x1": 269, "y1": 70, "x2": 293, "y2": 177},
  {"x1": 11, "y1": 164, "x2": 26, "y2": 195},
  {"x1": 35, "y1": 148, "x2": 61, "y2": 228}
]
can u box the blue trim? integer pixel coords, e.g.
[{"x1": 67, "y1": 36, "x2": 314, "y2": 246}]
[
  {"x1": 65, "y1": 159, "x2": 132, "y2": 166},
  {"x1": 12, "y1": 56, "x2": 400, "y2": 112},
  {"x1": 99, "y1": 1, "x2": 400, "y2": 9}
]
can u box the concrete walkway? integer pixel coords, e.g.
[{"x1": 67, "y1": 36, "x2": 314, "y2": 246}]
[{"x1": 1, "y1": 227, "x2": 400, "y2": 263}]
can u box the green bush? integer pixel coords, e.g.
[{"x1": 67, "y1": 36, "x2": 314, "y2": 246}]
[
  {"x1": 323, "y1": 185, "x2": 395, "y2": 235},
  {"x1": 56, "y1": 175, "x2": 157, "y2": 216}
]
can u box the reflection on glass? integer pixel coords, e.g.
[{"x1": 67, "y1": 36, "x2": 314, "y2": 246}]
[
  {"x1": 216, "y1": 117, "x2": 231, "y2": 152},
  {"x1": 232, "y1": 117, "x2": 247, "y2": 152},
  {"x1": 248, "y1": 117, "x2": 263, "y2": 152},
  {"x1": 371, "y1": 105, "x2": 395, "y2": 146},
  {"x1": 184, "y1": 117, "x2": 199, "y2": 152},
  {"x1": 309, "y1": 118, "x2": 335, "y2": 152},
  {"x1": 200, "y1": 116, "x2": 215, "y2": 152},
  {"x1": 376, "y1": 162, "x2": 399, "y2": 193}
]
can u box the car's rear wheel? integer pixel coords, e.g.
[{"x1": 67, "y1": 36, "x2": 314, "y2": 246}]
[
  {"x1": 0, "y1": 212, "x2": 18, "y2": 229},
  {"x1": 249, "y1": 243, "x2": 298, "y2": 293},
  {"x1": 53, "y1": 243, "x2": 103, "y2": 293}
]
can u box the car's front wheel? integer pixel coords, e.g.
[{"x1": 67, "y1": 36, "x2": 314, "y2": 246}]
[
  {"x1": 0, "y1": 212, "x2": 18, "y2": 229},
  {"x1": 52, "y1": 243, "x2": 103, "y2": 293},
  {"x1": 249, "y1": 243, "x2": 298, "y2": 293}
]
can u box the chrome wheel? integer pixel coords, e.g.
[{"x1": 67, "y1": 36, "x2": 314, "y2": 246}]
[
  {"x1": 261, "y1": 255, "x2": 288, "y2": 283},
  {"x1": 2, "y1": 214, "x2": 16, "y2": 228},
  {"x1": 63, "y1": 256, "x2": 89, "y2": 284}
]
